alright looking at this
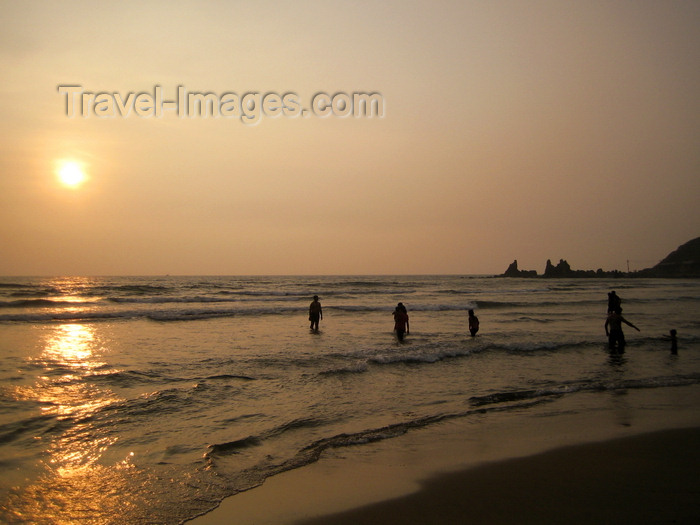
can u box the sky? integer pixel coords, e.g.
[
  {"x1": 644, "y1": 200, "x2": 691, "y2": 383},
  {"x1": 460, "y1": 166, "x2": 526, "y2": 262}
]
[{"x1": 1, "y1": 0, "x2": 698, "y2": 276}]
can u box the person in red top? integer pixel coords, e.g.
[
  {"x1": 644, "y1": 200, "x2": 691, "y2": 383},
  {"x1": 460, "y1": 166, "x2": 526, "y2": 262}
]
[{"x1": 393, "y1": 302, "x2": 409, "y2": 342}]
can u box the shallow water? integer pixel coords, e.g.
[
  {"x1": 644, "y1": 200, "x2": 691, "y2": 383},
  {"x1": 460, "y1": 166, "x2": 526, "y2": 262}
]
[{"x1": 1, "y1": 276, "x2": 699, "y2": 523}]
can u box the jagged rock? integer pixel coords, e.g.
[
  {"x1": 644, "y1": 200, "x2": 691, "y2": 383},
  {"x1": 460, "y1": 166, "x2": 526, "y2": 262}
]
[
  {"x1": 497, "y1": 236, "x2": 700, "y2": 278},
  {"x1": 544, "y1": 259, "x2": 555, "y2": 276},
  {"x1": 503, "y1": 260, "x2": 520, "y2": 277},
  {"x1": 501, "y1": 260, "x2": 538, "y2": 277},
  {"x1": 544, "y1": 259, "x2": 572, "y2": 277}
]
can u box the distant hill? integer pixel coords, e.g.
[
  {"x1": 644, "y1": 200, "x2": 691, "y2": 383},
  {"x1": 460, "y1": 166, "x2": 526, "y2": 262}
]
[
  {"x1": 500, "y1": 237, "x2": 700, "y2": 278},
  {"x1": 637, "y1": 237, "x2": 700, "y2": 277}
]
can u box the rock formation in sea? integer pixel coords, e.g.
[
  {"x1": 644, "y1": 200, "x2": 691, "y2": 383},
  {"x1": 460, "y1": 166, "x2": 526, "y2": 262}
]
[
  {"x1": 502, "y1": 260, "x2": 537, "y2": 277},
  {"x1": 498, "y1": 236, "x2": 700, "y2": 278},
  {"x1": 544, "y1": 259, "x2": 571, "y2": 277}
]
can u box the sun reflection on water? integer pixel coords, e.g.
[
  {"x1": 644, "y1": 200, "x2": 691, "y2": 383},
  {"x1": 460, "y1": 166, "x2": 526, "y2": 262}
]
[
  {"x1": 3, "y1": 323, "x2": 139, "y2": 523},
  {"x1": 45, "y1": 323, "x2": 100, "y2": 368},
  {"x1": 32, "y1": 324, "x2": 117, "y2": 419},
  {"x1": 38, "y1": 324, "x2": 123, "y2": 464}
]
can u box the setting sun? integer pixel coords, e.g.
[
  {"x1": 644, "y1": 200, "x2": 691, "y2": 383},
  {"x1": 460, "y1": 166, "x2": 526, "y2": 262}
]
[{"x1": 56, "y1": 160, "x2": 88, "y2": 188}]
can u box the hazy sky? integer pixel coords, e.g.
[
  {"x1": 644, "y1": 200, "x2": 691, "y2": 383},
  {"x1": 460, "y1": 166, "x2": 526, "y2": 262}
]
[{"x1": 1, "y1": 0, "x2": 698, "y2": 275}]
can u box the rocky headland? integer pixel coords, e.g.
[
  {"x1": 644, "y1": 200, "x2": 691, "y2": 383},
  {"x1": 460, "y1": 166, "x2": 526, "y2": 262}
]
[{"x1": 500, "y1": 237, "x2": 700, "y2": 278}]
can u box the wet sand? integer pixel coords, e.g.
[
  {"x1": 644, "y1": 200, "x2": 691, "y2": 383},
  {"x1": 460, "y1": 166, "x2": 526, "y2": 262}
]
[
  {"x1": 189, "y1": 425, "x2": 700, "y2": 524},
  {"x1": 297, "y1": 427, "x2": 700, "y2": 524}
]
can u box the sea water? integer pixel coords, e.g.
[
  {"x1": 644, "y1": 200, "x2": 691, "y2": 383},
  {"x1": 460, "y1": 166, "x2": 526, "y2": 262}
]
[{"x1": 1, "y1": 276, "x2": 699, "y2": 524}]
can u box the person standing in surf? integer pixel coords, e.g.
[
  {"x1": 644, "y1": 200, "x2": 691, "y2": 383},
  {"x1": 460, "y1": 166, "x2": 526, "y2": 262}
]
[
  {"x1": 393, "y1": 302, "x2": 409, "y2": 342},
  {"x1": 309, "y1": 295, "x2": 323, "y2": 331},
  {"x1": 607, "y1": 291, "x2": 621, "y2": 313},
  {"x1": 604, "y1": 306, "x2": 639, "y2": 350},
  {"x1": 468, "y1": 309, "x2": 479, "y2": 337}
]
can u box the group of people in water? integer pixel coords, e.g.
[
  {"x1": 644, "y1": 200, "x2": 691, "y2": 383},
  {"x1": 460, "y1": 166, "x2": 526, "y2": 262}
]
[
  {"x1": 310, "y1": 290, "x2": 677, "y2": 352},
  {"x1": 309, "y1": 296, "x2": 478, "y2": 342},
  {"x1": 603, "y1": 290, "x2": 678, "y2": 354},
  {"x1": 391, "y1": 303, "x2": 481, "y2": 342}
]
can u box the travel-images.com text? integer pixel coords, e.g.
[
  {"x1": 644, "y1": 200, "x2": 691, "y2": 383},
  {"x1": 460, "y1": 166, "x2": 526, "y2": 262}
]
[{"x1": 58, "y1": 85, "x2": 384, "y2": 124}]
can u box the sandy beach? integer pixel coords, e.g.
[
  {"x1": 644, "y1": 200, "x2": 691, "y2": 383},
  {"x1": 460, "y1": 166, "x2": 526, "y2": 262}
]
[
  {"x1": 297, "y1": 427, "x2": 700, "y2": 525},
  {"x1": 190, "y1": 398, "x2": 700, "y2": 525}
]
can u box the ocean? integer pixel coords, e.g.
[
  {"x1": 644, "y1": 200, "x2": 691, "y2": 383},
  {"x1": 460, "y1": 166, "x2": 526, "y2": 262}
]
[{"x1": 1, "y1": 275, "x2": 699, "y2": 524}]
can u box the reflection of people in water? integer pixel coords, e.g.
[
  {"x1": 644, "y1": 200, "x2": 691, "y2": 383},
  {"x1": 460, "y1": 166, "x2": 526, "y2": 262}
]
[
  {"x1": 607, "y1": 291, "x2": 621, "y2": 313},
  {"x1": 309, "y1": 295, "x2": 322, "y2": 331},
  {"x1": 468, "y1": 309, "x2": 479, "y2": 337},
  {"x1": 604, "y1": 307, "x2": 639, "y2": 350},
  {"x1": 670, "y1": 329, "x2": 678, "y2": 355},
  {"x1": 393, "y1": 302, "x2": 409, "y2": 342}
]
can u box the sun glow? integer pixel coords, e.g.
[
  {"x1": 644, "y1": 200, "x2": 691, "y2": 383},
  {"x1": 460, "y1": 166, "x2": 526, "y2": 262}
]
[{"x1": 56, "y1": 160, "x2": 88, "y2": 188}]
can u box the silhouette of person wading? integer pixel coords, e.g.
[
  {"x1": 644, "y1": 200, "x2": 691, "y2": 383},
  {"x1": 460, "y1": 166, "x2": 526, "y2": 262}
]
[
  {"x1": 309, "y1": 295, "x2": 322, "y2": 331},
  {"x1": 468, "y1": 309, "x2": 479, "y2": 337},
  {"x1": 393, "y1": 302, "x2": 409, "y2": 342},
  {"x1": 607, "y1": 291, "x2": 621, "y2": 313},
  {"x1": 605, "y1": 306, "x2": 640, "y2": 351}
]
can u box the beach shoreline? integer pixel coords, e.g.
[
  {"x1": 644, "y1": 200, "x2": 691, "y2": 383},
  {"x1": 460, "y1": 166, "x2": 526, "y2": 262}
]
[
  {"x1": 295, "y1": 426, "x2": 700, "y2": 525},
  {"x1": 189, "y1": 387, "x2": 700, "y2": 525},
  {"x1": 4, "y1": 276, "x2": 699, "y2": 524}
]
